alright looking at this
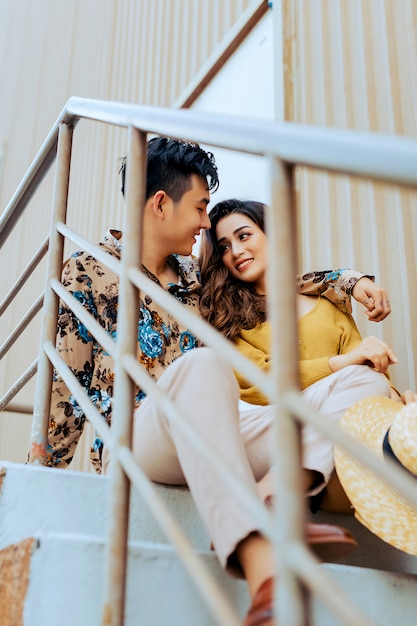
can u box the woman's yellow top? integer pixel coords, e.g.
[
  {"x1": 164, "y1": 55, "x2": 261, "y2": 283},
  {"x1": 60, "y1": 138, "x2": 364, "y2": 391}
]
[{"x1": 234, "y1": 296, "x2": 363, "y2": 405}]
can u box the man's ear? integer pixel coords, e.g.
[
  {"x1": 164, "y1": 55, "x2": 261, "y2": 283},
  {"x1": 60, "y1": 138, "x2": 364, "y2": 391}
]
[{"x1": 151, "y1": 190, "x2": 168, "y2": 219}]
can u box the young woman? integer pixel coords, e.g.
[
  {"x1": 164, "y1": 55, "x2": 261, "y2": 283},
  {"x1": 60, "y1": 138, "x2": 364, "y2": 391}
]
[
  {"x1": 199, "y1": 199, "x2": 397, "y2": 513},
  {"x1": 199, "y1": 199, "x2": 417, "y2": 624}
]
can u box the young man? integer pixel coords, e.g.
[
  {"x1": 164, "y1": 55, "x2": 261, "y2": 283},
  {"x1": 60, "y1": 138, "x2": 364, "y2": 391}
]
[{"x1": 47, "y1": 137, "x2": 392, "y2": 625}]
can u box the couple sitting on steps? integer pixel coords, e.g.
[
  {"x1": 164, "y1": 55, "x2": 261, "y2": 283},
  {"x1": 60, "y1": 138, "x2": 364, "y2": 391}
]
[{"x1": 45, "y1": 138, "x2": 417, "y2": 626}]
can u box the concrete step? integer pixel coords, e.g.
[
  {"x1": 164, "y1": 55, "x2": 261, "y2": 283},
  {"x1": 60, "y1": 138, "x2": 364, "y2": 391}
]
[
  {"x1": 311, "y1": 562, "x2": 417, "y2": 626},
  {"x1": 0, "y1": 460, "x2": 210, "y2": 551},
  {"x1": 0, "y1": 533, "x2": 249, "y2": 626},
  {"x1": 2, "y1": 461, "x2": 417, "y2": 578},
  {"x1": 1, "y1": 533, "x2": 417, "y2": 626},
  {"x1": 2, "y1": 460, "x2": 417, "y2": 579}
]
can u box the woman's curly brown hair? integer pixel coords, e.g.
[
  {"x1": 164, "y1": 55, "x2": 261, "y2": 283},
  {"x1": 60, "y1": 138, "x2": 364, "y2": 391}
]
[{"x1": 199, "y1": 199, "x2": 267, "y2": 342}]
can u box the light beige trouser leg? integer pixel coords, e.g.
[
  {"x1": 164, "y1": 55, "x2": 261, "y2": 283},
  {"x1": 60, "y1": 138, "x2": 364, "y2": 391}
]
[
  {"x1": 300, "y1": 364, "x2": 391, "y2": 485},
  {"x1": 131, "y1": 347, "x2": 272, "y2": 573},
  {"x1": 108, "y1": 351, "x2": 391, "y2": 573}
]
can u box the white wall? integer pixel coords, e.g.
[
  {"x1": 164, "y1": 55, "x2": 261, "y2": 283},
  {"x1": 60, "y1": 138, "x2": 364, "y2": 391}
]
[{"x1": 191, "y1": 12, "x2": 275, "y2": 218}]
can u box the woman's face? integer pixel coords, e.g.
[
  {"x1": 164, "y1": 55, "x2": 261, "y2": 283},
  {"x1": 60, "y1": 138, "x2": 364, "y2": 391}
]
[{"x1": 215, "y1": 212, "x2": 268, "y2": 294}]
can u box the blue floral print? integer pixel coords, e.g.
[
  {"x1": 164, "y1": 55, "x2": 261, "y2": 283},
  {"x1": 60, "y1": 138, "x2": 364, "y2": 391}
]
[
  {"x1": 179, "y1": 331, "x2": 196, "y2": 353},
  {"x1": 139, "y1": 322, "x2": 164, "y2": 358}
]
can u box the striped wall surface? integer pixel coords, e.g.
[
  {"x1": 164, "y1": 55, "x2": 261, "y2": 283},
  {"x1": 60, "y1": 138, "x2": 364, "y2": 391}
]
[
  {"x1": 1, "y1": 0, "x2": 416, "y2": 472},
  {"x1": 281, "y1": 0, "x2": 417, "y2": 392},
  {"x1": 0, "y1": 0, "x2": 259, "y2": 471}
]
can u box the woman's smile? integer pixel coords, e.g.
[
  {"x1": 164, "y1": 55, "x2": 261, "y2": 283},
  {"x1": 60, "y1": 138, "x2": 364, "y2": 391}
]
[
  {"x1": 236, "y1": 257, "x2": 254, "y2": 271},
  {"x1": 215, "y1": 212, "x2": 268, "y2": 294}
]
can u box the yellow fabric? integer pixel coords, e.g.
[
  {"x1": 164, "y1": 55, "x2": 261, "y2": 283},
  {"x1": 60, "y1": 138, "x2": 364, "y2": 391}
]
[{"x1": 234, "y1": 297, "x2": 363, "y2": 405}]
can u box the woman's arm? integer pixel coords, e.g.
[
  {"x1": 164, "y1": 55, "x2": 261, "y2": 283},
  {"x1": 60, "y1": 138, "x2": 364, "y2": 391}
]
[{"x1": 328, "y1": 335, "x2": 398, "y2": 375}]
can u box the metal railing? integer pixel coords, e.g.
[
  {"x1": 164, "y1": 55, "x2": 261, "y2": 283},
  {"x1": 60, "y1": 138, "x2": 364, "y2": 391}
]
[{"x1": 1, "y1": 97, "x2": 417, "y2": 626}]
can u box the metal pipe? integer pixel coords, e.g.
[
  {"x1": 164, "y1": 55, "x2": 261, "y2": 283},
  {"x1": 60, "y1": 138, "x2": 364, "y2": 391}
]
[
  {"x1": 62, "y1": 97, "x2": 417, "y2": 187},
  {"x1": 267, "y1": 157, "x2": 307, "y2": 625},
  {"x1": 45, "y1": 338, "x2": 349, "y2": 626},
  {"x1": 50, "y1": 279, "x2": 117, "y2": 359},
  {"x1": 44, "y1": 340, "x2": 243, "y2": 626},
  {"x1": 0, "y1": 293, "x2": 44, "y2": 359},
  {"x1": 101, "y1": 127, "x2": 146, "y2": 626},
  {"x1": 56, "y1": 223, "x2": 122, "y2": 274},
  {"x1": 123, "y1": 353, "x2": 269, "y2": 529},
  {"x1": 0, "y1": 403, "x2": 33, "y2": 415},
  {"x1": 0, "y1": 359, "x2": 38, "y2": 412},
  {"x1": 127, "y1": 265, "x2": 274, "y2": 397},
  {"x1": 2, "y1": 97, "x2": 416, "y2": 264},
  {"x1": 0, "y1": 236, "x2": 49, "y2": 315},
  {"x1": 1, "y1": 96, "x2": 417, "y2": 625},
  {"x1": 29, "y1": 121, "x2": 74, "y2": 464},
  {"x1": 289, "y1": 544, "x2": 376, "y2": 626},
  {"x1": 0, "y1": 132, "x2": 58, "y2": 248},
  {"x1": 286, "y1": 389, "x2": 417, "y2": 509}
]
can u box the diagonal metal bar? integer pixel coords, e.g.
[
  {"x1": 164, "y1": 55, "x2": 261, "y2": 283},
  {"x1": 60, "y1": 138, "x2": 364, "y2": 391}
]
[
  {"x1": 30, "y1": 121, "x2": 74, "y2": 463},
  {"x1": 0, "y1": 236, "x2": 49, "y2": 315},
  {"x1": 43, "y1": 340, "x2": 243, "y2": 626},
  {"x1": 0, "y1": 293, "x2": 44, "y2": 359},
  {"x1": 289, "y1": 544, "x2": 376, "y2": 626},
  {"x1": 0, "y1": 359, "x2": 38, "y2": 412},
  {"x1": 286, "y1": 389, "x2": 417, "y2": 508}
]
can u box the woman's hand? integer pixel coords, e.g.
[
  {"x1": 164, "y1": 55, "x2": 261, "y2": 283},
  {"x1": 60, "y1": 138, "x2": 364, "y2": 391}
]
[
  {"x1": 352, "y1": 277, "x2": 391, "y2": 322},
  {"x1": 328, "y1": 336, "x2": 398, "y2": 374},
  {"x1": 399, "y1": 389, "x2": 417, "y2": 404}
]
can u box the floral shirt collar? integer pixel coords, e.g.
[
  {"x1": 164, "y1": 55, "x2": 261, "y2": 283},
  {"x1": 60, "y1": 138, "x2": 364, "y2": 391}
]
[{"x1": 103, "y1": 229, "x2": 202, "y2": 294}]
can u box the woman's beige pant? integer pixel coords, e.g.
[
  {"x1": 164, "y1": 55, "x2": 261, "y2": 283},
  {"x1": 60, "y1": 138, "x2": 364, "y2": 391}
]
[{"x1": 116, "y1": 348, "x2": 391, "y2": 573}]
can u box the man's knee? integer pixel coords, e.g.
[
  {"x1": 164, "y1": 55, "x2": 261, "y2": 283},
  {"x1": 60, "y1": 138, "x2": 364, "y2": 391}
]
[{"x1": 177, "y1": 346, "x2": 232, "y2": 376}]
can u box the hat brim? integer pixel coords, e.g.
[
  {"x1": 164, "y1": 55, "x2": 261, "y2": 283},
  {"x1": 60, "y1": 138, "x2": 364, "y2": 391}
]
[{"x1": 334, "y1": 396, "x2": 417, "y2": 556}]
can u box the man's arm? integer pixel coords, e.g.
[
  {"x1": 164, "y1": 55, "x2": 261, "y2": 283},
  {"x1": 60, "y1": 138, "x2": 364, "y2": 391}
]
[
  {"x1": 297, "y1": 269, "x2": 391, "y2": 322},
  {"x1": 351, "y1": 276, "x2": 391, "y2": 322}
]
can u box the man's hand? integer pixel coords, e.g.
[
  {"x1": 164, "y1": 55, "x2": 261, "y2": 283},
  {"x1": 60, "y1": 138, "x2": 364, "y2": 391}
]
[{"x1": 352, "y1": 277, "x2": 391, "y2": 322}]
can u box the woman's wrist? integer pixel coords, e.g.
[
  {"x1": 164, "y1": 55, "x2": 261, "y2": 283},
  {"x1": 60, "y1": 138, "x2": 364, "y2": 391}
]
[{"x1": 328, "y1": 353, "x2": 351, "y2": 373}]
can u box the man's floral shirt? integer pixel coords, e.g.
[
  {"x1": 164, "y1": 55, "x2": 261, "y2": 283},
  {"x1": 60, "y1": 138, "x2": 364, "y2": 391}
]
[{"x1": 46, "y1": 230, "x2": 368, "y2": 473}]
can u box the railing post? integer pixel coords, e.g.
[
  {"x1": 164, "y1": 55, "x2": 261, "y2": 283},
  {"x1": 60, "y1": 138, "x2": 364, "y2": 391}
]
[
  {"x1": 101, "y1": 127, "x2": 146, "y2": 626},
  {"x1": 268, "y1": 156, "x2": 308, "y2": 626},
  {"x1": 29, "y1": 121, "x2": 73, "y2": 463}
]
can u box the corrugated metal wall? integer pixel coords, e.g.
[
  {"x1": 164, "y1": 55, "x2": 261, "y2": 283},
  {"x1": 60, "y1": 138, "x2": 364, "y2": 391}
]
[
  {"x1": 1, "y1": 0, "x2": 416, "y2": 471},
  {"x1": 282, "y1": 0, "x2": 417, "y2": 392},
  {"x1": 0, "y1": 0, "x2": 256, "y2": 471}
]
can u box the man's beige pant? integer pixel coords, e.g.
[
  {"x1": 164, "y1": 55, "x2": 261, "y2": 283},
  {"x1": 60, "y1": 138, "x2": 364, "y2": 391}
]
[{"x1": 114, "y1": 348, "x2": 391, "y2": 573}]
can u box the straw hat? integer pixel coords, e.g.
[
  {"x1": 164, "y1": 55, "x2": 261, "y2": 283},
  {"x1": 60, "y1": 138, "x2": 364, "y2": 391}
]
[{"x1": 334, "y1": 396, "x2": 417, "y2": 555}]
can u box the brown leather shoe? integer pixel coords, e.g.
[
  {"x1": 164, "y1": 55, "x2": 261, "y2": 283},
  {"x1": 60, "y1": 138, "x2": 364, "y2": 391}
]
[
  {"x1": 306, "y1": 521, "x2": 357, "y2": 561},
  {"x1": 243, "y1": 577, "x2": 274, "y2": 626},
  {"x1": 265, "y1": 496, "x2": 357, "y2": 562}
]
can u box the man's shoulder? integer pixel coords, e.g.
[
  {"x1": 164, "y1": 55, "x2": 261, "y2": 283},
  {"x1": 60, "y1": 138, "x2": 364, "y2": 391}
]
[
  {"x1": 61, "y1": 232, "x2": 121, "y2": 287},
  {"x1": 172, "y1": 254, "x2": 201, "y2": 283}
]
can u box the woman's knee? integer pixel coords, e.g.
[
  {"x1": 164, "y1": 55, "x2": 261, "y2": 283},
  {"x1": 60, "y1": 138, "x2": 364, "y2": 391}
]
[{"x1": 340, "y1": 364, "x2": 391, "y2": 396}]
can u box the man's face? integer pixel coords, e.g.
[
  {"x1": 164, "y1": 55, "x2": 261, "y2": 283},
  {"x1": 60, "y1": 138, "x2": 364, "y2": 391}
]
[{"x1": 165, "y1": 174, "x2": 211, "y2": 256}]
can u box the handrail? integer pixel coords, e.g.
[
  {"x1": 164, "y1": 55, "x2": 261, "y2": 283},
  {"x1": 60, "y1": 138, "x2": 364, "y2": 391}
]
[
  {"x1": 2, "y1": 96, "x2": 417, "y2": 247},
  {"x1": 1, "y1": 97, "x2": 417, "y2": 626},
  {"x1": 62, "y1": 97, "x2": 417, "y2": 185}
]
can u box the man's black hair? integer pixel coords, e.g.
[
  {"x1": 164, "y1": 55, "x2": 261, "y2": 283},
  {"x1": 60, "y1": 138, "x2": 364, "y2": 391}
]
[{"x1": 119, "y1": 137, "x2": 219, "y2": 202}]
